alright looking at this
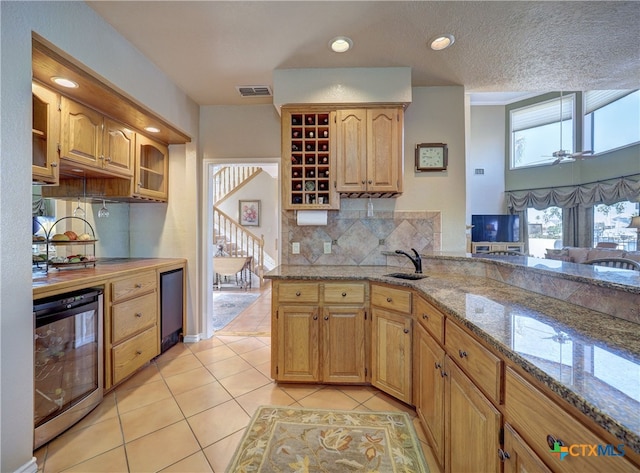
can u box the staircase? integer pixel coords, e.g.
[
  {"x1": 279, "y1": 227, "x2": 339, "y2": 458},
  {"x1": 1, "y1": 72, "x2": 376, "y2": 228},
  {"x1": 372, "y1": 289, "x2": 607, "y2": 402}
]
[{"x1": 213, "y1": 166, "x2": 271, "y2": 286}]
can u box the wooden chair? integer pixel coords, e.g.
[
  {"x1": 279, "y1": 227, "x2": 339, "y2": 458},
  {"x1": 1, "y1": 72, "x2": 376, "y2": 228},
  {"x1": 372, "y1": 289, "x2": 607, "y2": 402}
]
[
  {"x1": 485, "y1": 250, "x2": 526, "y2": 256},
  {"x1": 583, "y1": 258, "x2": 640, "y2": 271}
]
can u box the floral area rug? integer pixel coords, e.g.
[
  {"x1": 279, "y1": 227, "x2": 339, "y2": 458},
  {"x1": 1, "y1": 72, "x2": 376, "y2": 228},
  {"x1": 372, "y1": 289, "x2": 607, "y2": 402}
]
[
  {"x1": 212, "y1": 292, "x2": 260, "y2": 331},
  {"x1": 226, "y1": 405, "x2": 429, "y2": 472}
]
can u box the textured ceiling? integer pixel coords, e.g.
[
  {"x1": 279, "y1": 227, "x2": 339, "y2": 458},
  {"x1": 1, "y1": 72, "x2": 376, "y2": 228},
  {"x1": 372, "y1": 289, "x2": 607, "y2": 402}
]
[{"x1": 87, "y1": 1, "x2": 640, "y2": 106}]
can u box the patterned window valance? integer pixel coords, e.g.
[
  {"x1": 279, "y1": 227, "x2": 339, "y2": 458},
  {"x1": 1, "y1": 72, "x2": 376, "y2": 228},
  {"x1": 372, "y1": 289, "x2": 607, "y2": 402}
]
[{"x1": 506, "y1": 174, "x2": 640, "y2": 212}]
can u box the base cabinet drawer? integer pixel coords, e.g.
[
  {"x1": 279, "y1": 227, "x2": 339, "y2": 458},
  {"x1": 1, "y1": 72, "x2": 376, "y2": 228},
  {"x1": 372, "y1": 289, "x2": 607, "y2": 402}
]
[
  {"x1": 445, "y1": 319, "x2": 502, "y2": 403},
  {"x1": 112, "y1": 270, "x2": 157, "y2": 302},
  {"x1": 371, "y1": 284, "x2": 412, "y2": 314},
  {"x1": 112, "y1": 292, "x2": 157, "y2": 343},
  {"x1": 112, "y1": 325, "x2": 158, "y2": 384},
  {"x1": 277, "y1": 282, "x2": 319, "y2": 303},
  {"x1": 505, "y1": 368, "x2": 636, "y2": 473}
]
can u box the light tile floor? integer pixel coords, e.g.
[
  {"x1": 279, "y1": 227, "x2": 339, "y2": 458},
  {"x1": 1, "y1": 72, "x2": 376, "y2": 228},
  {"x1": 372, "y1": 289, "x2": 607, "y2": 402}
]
[{"x1": 35, "y1": 281, "x2": 439, "y2": 472}]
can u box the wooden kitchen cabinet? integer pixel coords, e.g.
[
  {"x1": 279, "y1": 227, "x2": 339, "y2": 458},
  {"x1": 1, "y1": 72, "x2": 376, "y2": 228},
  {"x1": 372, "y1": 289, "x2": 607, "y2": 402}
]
[
  {"x1": 32, "y1": 82, "x2": 60, "y2": 184},
  {"x1": 281, "y1": 107, "x2": 339, "y2": 210},
  {"x1": 502, "y1": 423, "x2": 553, "y2": 473},
  {"x1": 134, "y1": 134, "x2": 168, "y2": 201},
  {"x1": 272, "y1": 281, "x2": 367, "y2": 383},
  {"x1": 61, "y1": 97, "x2": 134, "y2": 178},
  {"x1": 446, "y1": 357, "x2": 502, "y2": 473},
  {"x1": 107, "y1": 270, "x2": 159, "y2": 387},
  {"x1": 335, "y1": 107, "x2": 403, "y2": 195},
  {"x1": 505, "y1": 367, "x2": 637, "y2": 473},
  {"x1": 414, "y1": 322, "x2": 446, "y2": 468},
  {"x1": 370, "y1": 284, "x2": 412, "y2": 403}
]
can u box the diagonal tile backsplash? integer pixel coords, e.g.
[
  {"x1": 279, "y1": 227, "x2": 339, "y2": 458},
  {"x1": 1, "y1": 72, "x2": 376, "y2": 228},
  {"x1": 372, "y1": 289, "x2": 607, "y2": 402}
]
[{"x1": 282, "y1": 208, "x2": 441, "y2": 265}]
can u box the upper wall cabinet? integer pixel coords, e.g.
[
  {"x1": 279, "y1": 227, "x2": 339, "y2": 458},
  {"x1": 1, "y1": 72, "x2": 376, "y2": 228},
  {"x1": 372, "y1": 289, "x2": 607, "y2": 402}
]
[
  {"x1": 281, "y1": 107, "x2": 340, "y2": 210},
  {"x1": 134, "y1": 134, "x2": 168, "y2": 201},
  {"x1": 61, "y1": 98, "x2": 134, "y2": 178},
  {"x1": 32, "y1": 82, "x2": 60, "y2": 185},
  {"x1": 336, "y1": 107, "x2": 404, "y2": 196}
]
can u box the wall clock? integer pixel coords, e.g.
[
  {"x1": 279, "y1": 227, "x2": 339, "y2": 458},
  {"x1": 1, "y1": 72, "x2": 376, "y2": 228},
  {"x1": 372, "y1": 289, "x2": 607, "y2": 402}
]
[{"x1": 415, "y1": 143, "x2": 448, "y2": 172}]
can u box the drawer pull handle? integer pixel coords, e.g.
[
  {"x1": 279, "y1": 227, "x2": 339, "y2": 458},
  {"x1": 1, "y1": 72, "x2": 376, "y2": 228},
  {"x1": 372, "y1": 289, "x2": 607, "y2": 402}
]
[
  {"x1": 342, "y1": 292, "x2": 347, "y2": 297},
  {"x1": 386, "y1": 297, "x2": 392, "y2": 303},
  {"x1": 546, "y1": 435, "x2": 565, "y2": 449},
  {"x1": 296, "y1": 291, "x2": 301, "y2": 296},
  {"x1": 135, "y1": 283, "x2": 142, "y2": 288},
  {"x1": 136, "y1": 350, "x2": 142, "y2": 355},
  {"x1": 458, "y1": 349, "x2": 468, "y2": 358},
  {"x1": 422, "y1": 313, "x2": 429, "y2": 320},
  {"x1": 403, "y1": 328, "x2": 409, "y2": 334},
  {"x1": 135, "y1": 312, "x2": 142, "y2": 318},
  {"x1": 498, "y1": 449, "x2": 511, "y2": 462}
]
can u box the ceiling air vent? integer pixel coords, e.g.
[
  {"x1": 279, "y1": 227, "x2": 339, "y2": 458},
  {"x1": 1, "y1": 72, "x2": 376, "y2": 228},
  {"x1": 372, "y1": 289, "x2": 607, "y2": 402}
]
[{"x1": 236, "y1": 86, "x2": 272, "y2": 97}]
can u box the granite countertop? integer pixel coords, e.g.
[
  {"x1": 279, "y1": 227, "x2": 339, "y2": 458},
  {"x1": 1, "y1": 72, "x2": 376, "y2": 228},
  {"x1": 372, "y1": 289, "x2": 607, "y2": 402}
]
[{"x1": 265, "y1": 264, "x2": 640, "y2": 454}]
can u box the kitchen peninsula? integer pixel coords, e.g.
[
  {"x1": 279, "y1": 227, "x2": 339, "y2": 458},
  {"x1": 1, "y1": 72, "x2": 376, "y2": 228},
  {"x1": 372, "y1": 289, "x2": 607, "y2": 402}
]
[{"x1": 265, "y1": 256, "x2": 640, "y2": 472}]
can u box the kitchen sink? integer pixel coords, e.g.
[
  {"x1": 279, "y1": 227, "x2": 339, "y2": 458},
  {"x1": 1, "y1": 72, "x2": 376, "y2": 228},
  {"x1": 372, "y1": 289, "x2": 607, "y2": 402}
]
[{"x1": 384, "y1": 272, "x2": 428, "y2": 280}]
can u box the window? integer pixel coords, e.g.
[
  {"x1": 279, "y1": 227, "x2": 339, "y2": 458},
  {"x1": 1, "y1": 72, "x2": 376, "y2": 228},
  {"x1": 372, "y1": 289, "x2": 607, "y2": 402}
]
[
  {"x1": 584, "y1": 90, "x2": 640, "y2": 154},
  {"x1": 527, "y1": 207, "x2": 562, "y2": 258},
  {"x1": 593, "y1": 201, "x2": 639, "y2": 251},
  {"x1": 510, "y1": 94, "x2": 575, "y2": 169}
]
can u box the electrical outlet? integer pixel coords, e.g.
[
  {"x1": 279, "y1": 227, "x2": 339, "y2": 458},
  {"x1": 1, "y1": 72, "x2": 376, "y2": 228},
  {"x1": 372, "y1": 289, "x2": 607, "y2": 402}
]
[
  {"x1": 292, "y1": 242, "x2": 300, "y2": 254},
  {"x1": 324, "y1": 241, "x2": 332, "y2": 254}
]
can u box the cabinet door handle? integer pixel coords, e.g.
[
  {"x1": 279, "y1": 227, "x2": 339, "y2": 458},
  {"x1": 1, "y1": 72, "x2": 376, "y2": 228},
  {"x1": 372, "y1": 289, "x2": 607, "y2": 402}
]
[
  {"x1": 136, "y1": 350, "x2": 142, "y2": 355},
  {"x1": 324, "y1": 316, "x2": 329, "y2": 321},
  {"x1": 498, "y1": 449, "x2": 511, "y2": 462},
  {"x1": 135, "y1": 312, "x2": 142, "y2": 318},
  {"x1": 361, "y1": 180, "x2": 366, "y2": 185},
  {"x1": 105, "y1": 156, "x2": 112, "y2": 163},
  {"x1": 368, "y1": 179, "x2": 372, "y2": 184},
  {"x1": 440, "y1": 370, "x2": 448, "y2": 378},
  {"x1": 296, "y1": 291, "x2": 301, "y2": 296},
  {"x1": 403, "y1": 328, "x2": 409, "y2": 334},
  {"x1": 458, "y1": 349, "x2": 468, "y2": 358},
  {"x1": 546, "y1": 435, "x2": 565, "y2": 449},
  {"x1": 434, "y1": 362, "x2": 442, "y2": 370},
  {"x1": 386, "y1": 297, "x2": 392, "y2": 303},
  {"x1": 50, "y1": 162, "x2": 58, "y2": 168},
  {"x1": 422, "y1": 313, "x2": 429, "y2": 320},
  {"x1": 342, "y1": 292, "x2": 347, "y2": 297},
  {"x1": 313, "y1": 315, "x2": 318, "y2": 320},
  {"x1": 135, "y1": 283, "x2": 142, "y2": 288}
]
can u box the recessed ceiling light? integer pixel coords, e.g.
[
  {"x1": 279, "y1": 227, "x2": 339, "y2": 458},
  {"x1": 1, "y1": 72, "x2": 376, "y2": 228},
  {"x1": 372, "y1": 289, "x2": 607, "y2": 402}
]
[
  {"x1": 429, "y1": 34, "x2": 455, "y2": 51},
  {"x1": 329, "y1": 36, "x2": 353, "y2": 53},
  {"x1": 144, "y1": 126, "x2": 160, "y2": 133},
  {"x1": 51, "y1": 76, "x2": 78, "y2": 88}
]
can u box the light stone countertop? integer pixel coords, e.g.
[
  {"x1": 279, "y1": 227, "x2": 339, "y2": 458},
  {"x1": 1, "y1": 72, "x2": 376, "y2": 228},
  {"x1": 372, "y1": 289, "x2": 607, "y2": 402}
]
[{"x1": 265, "y1": 262, "x2": 640, "y2": 454}]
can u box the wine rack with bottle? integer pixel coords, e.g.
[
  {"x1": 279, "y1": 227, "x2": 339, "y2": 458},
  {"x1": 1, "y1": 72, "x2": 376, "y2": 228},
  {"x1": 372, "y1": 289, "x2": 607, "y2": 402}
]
[{"x1": 282, "y1": 108, "x2": 339, "y2": 210}]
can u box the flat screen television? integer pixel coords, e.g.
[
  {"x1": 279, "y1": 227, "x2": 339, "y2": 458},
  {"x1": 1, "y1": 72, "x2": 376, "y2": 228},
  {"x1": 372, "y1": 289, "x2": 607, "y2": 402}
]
[{"x1": 471, "y1": 214, "x2": 520, "y2": 242}]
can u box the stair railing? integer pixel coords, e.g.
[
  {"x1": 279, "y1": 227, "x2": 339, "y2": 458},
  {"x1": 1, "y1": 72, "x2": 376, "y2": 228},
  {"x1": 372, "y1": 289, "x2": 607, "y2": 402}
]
[
  {"x1": 214, "y1": 166, "x2": 262, "y2": 204},
  {"x1": 213, "y1": 206, "x2": 265, "y2": 286}
]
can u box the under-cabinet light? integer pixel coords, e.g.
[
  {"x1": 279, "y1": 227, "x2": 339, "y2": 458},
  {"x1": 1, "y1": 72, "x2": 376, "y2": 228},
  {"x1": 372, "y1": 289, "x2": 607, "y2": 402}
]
[{"x1": 51, "y1": 76, "x2": 78, "y2": 88}]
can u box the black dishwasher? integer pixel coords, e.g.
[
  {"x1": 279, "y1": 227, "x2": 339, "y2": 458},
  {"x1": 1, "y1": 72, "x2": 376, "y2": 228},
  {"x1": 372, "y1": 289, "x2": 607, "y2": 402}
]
[{"x1": 160, "y1": 268, "x2": 184, "y2": 353}]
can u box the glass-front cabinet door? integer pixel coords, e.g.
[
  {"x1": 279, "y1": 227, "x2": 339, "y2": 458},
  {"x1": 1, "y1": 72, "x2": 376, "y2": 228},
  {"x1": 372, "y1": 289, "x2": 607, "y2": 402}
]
[{"x1": 32, "y1": 82, "x2": 60, "y2": 184}]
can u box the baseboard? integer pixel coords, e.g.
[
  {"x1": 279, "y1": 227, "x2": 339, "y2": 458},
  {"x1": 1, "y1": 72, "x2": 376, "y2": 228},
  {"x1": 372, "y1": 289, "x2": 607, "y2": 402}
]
[
  {"x1": 14, "y1": 457, "x2": 38, "y2": 473},
  {"x1": 182, "y1": 334, "x2": 200, "y2": 344}
]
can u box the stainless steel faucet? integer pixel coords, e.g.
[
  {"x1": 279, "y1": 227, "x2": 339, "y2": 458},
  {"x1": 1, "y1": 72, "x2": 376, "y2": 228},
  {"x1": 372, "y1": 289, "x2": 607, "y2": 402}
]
[{"x1": 395, "y1": 248, "x2": 422, "y2": 273}]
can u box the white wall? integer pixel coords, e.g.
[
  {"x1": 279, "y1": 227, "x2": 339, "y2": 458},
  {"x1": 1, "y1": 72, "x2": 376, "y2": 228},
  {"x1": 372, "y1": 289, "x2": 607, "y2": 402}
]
[
  {"x1": 398, "y1": 87, "x2": 468, "y2": 251},
  {"x1": 467, "y1": 105, "x2": 508, "y2": 217},
  {"x1": 0, "y1": 3, "x2": 198, "y2": 471}
]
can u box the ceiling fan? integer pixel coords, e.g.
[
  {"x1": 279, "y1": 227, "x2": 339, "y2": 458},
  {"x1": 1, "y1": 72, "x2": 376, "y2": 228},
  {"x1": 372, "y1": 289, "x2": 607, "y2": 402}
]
[{"x1": 542, "y1": 92, "x2": 594, "y2": 165}]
